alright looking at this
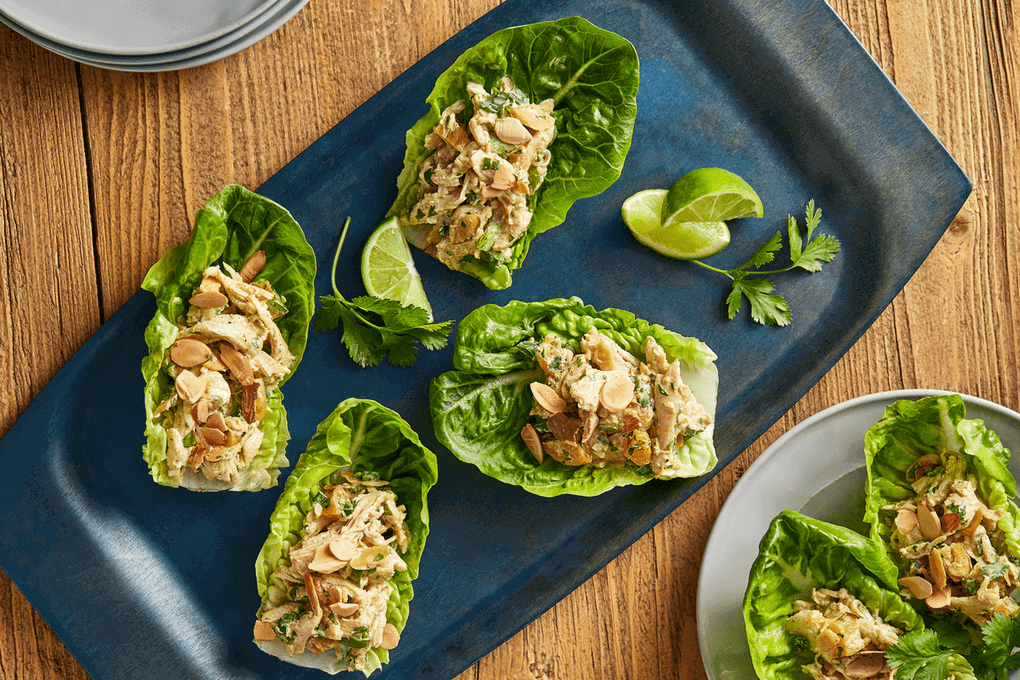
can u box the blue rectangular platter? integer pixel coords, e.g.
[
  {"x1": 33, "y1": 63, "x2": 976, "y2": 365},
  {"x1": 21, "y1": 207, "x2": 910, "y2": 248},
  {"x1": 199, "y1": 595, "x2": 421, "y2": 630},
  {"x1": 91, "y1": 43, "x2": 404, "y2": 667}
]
[{"x1": 0, "y1": 0, "x2": 970, "y2": 678}]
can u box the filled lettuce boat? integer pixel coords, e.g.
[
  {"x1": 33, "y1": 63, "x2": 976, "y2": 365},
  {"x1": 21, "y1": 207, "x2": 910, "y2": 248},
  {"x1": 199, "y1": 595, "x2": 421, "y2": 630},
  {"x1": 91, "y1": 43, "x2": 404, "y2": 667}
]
[
  {"x1": 141, "y1": 185, "x2": 316, "y2": 491},
  {"x1": 743, "y1": 510, "x2": 975, "y2": 680},
  {"x1": 252, "y1": 398, "x2": 438, "y2": 675},
  {"x1": 430, "y1": 298, "x2": 717, "y2": 497},
  {"x1": 388, "y1": 16, "x2": 639, "y2": 290},
  {"x1": 863, "y1": 394, "x2": 1020, "y2": 628}
]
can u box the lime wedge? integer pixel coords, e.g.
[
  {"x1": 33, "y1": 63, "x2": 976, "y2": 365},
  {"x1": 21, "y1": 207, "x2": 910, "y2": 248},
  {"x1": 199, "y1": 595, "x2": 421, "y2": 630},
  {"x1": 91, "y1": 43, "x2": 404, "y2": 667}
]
[
  {"x1": 661, "y1": 167, "x2": 763, "y2": 227},
  {"x1": 361, "y1": 216, "x2": 433, "y2": 320},
  {"x1": 623, "y1": 189, "x2": 731, "y2": 260}
]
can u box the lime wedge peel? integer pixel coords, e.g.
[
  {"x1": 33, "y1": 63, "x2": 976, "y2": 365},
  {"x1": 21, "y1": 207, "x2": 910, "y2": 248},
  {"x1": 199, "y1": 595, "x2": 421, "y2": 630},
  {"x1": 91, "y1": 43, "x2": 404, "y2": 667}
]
[
  {"x1": 661, "y1": 167, "x2": 764, "y2": 227},
  {"x1": 622, "y1": 189, "x2": 731, "y2": 260},
  {"x1": 361, "y1": 216, "x2": 433, "y2": 320}
]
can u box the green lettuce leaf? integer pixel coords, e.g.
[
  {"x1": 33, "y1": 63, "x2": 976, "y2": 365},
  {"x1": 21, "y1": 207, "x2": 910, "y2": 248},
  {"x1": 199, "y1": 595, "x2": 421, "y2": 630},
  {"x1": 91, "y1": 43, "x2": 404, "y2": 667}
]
[
  {"x1": 387, "y1": 16, "x2": 639, "y2": 289},
  {"x1": 743, "y1": 510, "x2": 975, "y2": 680},
  {"x1": 140, "y1": 185, "x2": 316, "y2": 490},
  {"x1": 430, "y1": 297, "x2": 718, "y2": 497},
  {"x1": 253, "y1": 398, "x2": 439, "y2": 676},
  {"x1": 862, "y1": 395, "x2": 1020, "y2": 576}
]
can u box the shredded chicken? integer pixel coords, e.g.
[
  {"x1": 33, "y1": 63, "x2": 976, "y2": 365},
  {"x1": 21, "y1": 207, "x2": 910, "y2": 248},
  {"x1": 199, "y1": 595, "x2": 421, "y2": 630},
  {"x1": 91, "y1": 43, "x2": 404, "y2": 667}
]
[
  {"x1": 786, "y1": 588, "x2": 901, "y2": 680},
  {"x1": 521, "y1": 328, "x2": 711, "y2": 475},
  {"x1": 254, "y1": 472, "x2": 409, "y2": 671},
  {"x1": 153, "y1": 255, "x2": 293, "y2": 486},
  {"x1": 885, "y1": 451, "x2": 1020, "y2": 626},
  {"x1": 400, "y1": 76, "x2": 556, "y2": 271}
]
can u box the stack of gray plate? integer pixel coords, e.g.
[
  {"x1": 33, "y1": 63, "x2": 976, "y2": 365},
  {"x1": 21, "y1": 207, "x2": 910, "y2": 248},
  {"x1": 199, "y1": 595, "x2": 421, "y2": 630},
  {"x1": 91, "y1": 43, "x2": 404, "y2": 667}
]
[{"x1": 0, "y1": 0, "x2": 310, "y2": 71}]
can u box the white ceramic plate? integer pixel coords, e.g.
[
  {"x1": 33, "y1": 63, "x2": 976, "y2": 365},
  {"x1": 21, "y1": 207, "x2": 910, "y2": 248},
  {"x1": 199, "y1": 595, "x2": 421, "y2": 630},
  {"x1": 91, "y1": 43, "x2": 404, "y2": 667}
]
[
  {"x1": 697, "y1": 389, "x2": 1020, "y2": 680},
  {"x1": 0, "y1": 0, "x2": 308, "y2": 71},
  {"x1": 0, "y1": 0, "x2": 279, "y2": 54}
]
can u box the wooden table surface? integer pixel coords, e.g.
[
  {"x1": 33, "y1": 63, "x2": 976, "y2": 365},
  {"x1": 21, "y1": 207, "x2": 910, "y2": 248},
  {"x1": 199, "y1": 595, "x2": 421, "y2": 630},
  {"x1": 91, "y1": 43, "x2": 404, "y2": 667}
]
[{"x1": 1, "y1": 1, "x2": 1017, "y2": 678}]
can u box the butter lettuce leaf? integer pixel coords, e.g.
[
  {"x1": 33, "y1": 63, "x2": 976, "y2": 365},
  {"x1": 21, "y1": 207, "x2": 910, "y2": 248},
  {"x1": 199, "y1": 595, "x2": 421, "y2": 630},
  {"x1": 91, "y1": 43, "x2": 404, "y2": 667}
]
[
  {"x1": 430, "y1": 297, "x2": 717, "y2": 497},
  {"x1": 253, "y1": 398, "x2": 439, "y2": 676},
  {"x1": 140, "y1": 185, "x2": 316, "y2": 490},
  {"x1": 388, "y1": 16, "x2": 639, "y2": 289},
  {"x1": 743, "y1": 511, "x2": 975, "y2": 680}
]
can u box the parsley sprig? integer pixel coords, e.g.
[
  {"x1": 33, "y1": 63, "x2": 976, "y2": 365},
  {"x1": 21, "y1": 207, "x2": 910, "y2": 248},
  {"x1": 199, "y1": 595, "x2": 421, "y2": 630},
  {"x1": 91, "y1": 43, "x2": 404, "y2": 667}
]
[
  {"x1": 315, "y1": 217, "x2": 453, "y2": 367},
  {"x1": 691, "y1": 200, "x2": 840, "y2": 326}
]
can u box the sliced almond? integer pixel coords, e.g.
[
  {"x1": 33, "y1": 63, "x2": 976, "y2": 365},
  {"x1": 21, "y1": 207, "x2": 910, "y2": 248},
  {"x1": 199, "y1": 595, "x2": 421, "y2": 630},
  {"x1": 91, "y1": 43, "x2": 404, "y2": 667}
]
[
  {"x1": 894, "y1": 508, "x2": 918, "y2": 536},
  {"x1": 175, "y1": 370, "x2": 206, "y2": 404},
  {"x1": 204, "y1": 354, "x2": 227, "y2": 372},
  {"x1": 219, "y1": 343, "x2": 255, "y2": 385},
  {"x1": 350, "y1": 546, "x2": 388, "y2": 570},
  {"x1": 925, "y1": 585, "x2": 952, "y2": 609},
  {"x1": 253, "y1": 620, "x2": 276, "y2": 641},
  {"x1": 304, "y1": 572, "x2": 322, "y2": 617},
  {"x1": 328, "y1": 540, "x2": 359, "y2": 562},
  {"x1": 170, "y1": 338, "x2": 213, "y2": 368},
  {"x1": 941, "y1": 511, "x2": 961, "y2": 534},
  {"x1": 480, "y1": 185, "x2": 505, "y2": 199},
  {"x1": 898, "y1": 575, "x2": 934, "y2": 600},
  {"x1": 206, "y1": 411, "x2": 227, "y2": 431},
  {"x1": 945, "y1": 543, "x2": 973, "y2": 580},
  {"x1": 547, "y1": 413, "x2": 582, "y2": 443},
  {"x1": 242, "y1": 383, "x2": 266, "y2": 424},
  {"x1": 844, "y1": 653, "x2": 887, "y2": 678},
  {"x1": 521, "y1": 423, "x2": 544, "y2": 463},
  {"x1": 510, "y1": 105, "x2": 555, "y2": 131},
  {"x1": 917, "y1": 499, "x2": 942, "y2": 539},
  {"x1": 380, "y1": 623, "x2": 400, "y2": 650},
  {"x1": 490, "y1": 163, "x2": 515, "y2": 190},
  {"x1": 906, "y1": 453, "x2": 942, "y2": 481},
  {"x1": 493, "y1": 116, "x2": 533, "y2": 146},
  {"x1": 195, "y1": 399, "x2": 213, "y2": 424},
  {"x1": 189, "y1": 291, "x2": 229, "y2": 309},
  {"x1": 817, "y1": 627, "x2": 840, "y2": 656},
  {"x1": 329, "y1": 602, "x2": 360, "y2": 617},
  {"x1": 600, "y1": 374, "x2": 635, "y2": 413},
  {"x1": 929, "y1": 547, "x2": 947, "y2": 590},
  {"x1": 530, "y1": 382, "x2": 566, "y2": 414},
  {"x1": 239, "y1": 250, "x2": 267, "y2": 283},
  {"x1": 309, "y1": 543, "x2": 345, "y2": 574},
  {"x1": 198, "y1": 426, "x2": 227, "y2": 446},
  {"x1": 581, "y1": 412, "x2": 599, "y2": 444}
]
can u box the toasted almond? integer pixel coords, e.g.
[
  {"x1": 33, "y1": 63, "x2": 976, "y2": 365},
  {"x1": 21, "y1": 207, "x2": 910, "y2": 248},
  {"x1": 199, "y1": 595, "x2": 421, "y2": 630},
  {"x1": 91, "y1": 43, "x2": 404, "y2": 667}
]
[
  {"x1": 194, "y1": 399, "x2": 213, "y2": 423},
  {"x1": 304, "y1": 572, "x2": 322, "y2": 617},
  {"x1": 582, "y1": 412, "x2": 599, "y2": 444},
  {"x1": 929, "y1": 547, "x2": 947, "y2": 590},
  {"x1": 963, "y1": 507, "x2": 985, "y2": 536},
  {"x1": 170, "y1": 338, "x2": 213, "y2": 368},
  {"x1": 219, "y1": 343, "x2": 255, "y2": 385},
  {"x1": 817, "y1": 628, "x2": 840, "y2": 657},
  {"x1": 190, "y1": 291, "x2": 228, "y2": 309},
  {"x1": 510, "y1": 105, "x2": 555, "y2": 131},
  {"x1": 204, "y1": 354, "x2": 227, "y2": 372},
  {"x1": 175, "y1": 370, "x2": 206, "y2": 404},
  {"x1": 253, "y1": 620, "x2": 276, "y2": 641},
  {"x1": 379, "y1": 623, "x2": 400, "y2": 650},
  {"x1": 898, "y1": 575, "x2": 934, "y2": 599},
  {"x1": 530, "y1": 382, "x2": 566, "y2": 414},
  {"x1": 328, "y1": 540, "x2": 359, "y2": 562},
  {"x1": 945, "y1": 543, "x2": 973, "y2": 580},
  {"x1": 242, "y1": 383, "x2": 266, "y2": 424},
  {"x1": 206, "y1": 411, "x2": 227, "y2": 431},
  {"x1": 490, "y1": 163, "x2": 515, "y2": 190},
  {"x1": 327, "y1": 586, "x2": 344, "y2": 602},
  {"x1": 906, "y1": 453, "x2": 941, "y2": 481},
  {"x1": 600, "y1": 374, "x2": 635, "y2": 413},
  {"x1": 350, "y1": 546, "x2": 388, "y2": 570},
  {"x1": 239, "y1": 250, "x2": 267, "y2": 283},
  {"x1": 480, "y1": 185, "x2": 505, "y2": 199},
  {"x1": 844, "y1": 653, "x2": 887, "y2": 678},
  {"x1": 329, "y1": 602, "x2": 360, "y2": 617},
  {"x1": 926, "y1": 585, "x2": 952, "y2": 609},
  {"x1": 309, "y1": 543, "x2": 345, "y2": 574},
  {"x1": 198, "y1": 426, "x2": 227, "y2": 446},
  {"x1": 917, "y1": 499, "x2": 942, "y2": 539},
  {"x1": 894, "y1": 508, "x2": 918, "y2": 536},
  {"x1": 521, "y1": 423, "x2": 544, "y2": 463},
  {"x1": 548, "y1": 413, "x2": 582, "y2": 443},
  {"x1": 494, "y1": 116, "x2": 533, "y2": 146},
  {"x1": 941, "y1": 512, "x2": 961, "y2": 533}
]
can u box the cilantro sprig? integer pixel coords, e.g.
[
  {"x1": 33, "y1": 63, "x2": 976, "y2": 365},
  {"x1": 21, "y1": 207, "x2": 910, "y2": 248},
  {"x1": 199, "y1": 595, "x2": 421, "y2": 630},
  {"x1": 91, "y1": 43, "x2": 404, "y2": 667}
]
[
  {"x1": 315, "y1": 218, "x2": 453, "y2": 367},
  {"x1": 691, "y1": 200, "x2": 840, "y2": 326},
  {"x1": 972, "y1": 612, "x2": 1020, "y2": 679},
  {"x1": 885, "y1": 628, "x2": 967, "y2": 680}
]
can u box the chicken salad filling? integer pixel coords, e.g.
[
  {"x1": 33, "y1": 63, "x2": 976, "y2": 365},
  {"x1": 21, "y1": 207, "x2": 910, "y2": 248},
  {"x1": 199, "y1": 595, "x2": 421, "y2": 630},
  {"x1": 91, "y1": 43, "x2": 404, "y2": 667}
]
[
  {"x1": 152, "y1": 251, "x2": 294, "y2": 488},
  {"x1": 521, "y1": 328, "x2": 712, "y2": 476},
  {"x1": 785, "y1": 587, "x2": 906, "y2": 680},
  {"x1": 400, "y1": 76, "x2": 556, "y2": 271},
  {"x1": 885, "y1": 450, "x2": 1020, "y2": 625},
  {"x1": 253, "y1": 472, "x2": 409, "y2": 671}
]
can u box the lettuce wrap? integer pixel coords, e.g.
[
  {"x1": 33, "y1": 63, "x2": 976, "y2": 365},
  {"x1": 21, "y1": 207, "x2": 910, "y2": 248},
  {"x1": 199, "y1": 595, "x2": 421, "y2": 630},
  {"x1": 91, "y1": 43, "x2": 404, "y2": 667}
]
[
  {"x1": 388, "y1": 16, "x2": 639, "y2": 290},
  {"x1": 140, "y1": 185, "x2": 316, "y2": 491},
  {"x1": 863, "y1": 394, "x2": 1020, "y2": 627},
  {"x1": 430, "y1": 297, "x2": 718, "y2": 497},
  {"x1": 253, "y1": 398, "x2": 438, "y2": 675},
  {"x1": 743, "y1": 510, "x2": 975, "y2": 680}
]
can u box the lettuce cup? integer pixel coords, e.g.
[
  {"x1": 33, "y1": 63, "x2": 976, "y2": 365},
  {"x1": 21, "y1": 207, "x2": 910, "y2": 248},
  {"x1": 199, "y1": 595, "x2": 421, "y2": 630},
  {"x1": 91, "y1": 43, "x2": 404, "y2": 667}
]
[
  {"x1": 743, "y1": 510, "x2": 974, "y2": 680},
  {"x1": 141, "y1": 185, "x2": 316, "y2": 491},
  {"x1": 388, "y1": 17, "x2": 639, "y2": 290},
  {"x1": 863, "y1": 394, "x2": 1020, "y2": 628},
  {"x1": 252, "y1": 398, "x2": 438, "y2": 675},
  {"x1": 430, "y1": 297, "x2": 717, "y2": 497}
]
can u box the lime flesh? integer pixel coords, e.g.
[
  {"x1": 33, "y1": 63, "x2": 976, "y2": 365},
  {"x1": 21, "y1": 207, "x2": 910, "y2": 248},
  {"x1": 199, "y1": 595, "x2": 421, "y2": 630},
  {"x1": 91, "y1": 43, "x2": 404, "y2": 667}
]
[
  {"x1": 661, "y1": 167, "x2": 763, "y2": 227},
  {"x1": 623, "y1": 189, "x2": 731, "y2": 260},
  {"x1": 361, "y1": 216, "x2": 433, "y2": 320}
]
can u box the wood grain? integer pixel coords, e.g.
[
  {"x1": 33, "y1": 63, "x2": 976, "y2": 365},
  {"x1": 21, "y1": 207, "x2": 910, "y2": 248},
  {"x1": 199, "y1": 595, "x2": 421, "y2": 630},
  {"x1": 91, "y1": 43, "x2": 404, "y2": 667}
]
[{"x1": 1, "y1": 0, "x2": 1018, "y2": 678}]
